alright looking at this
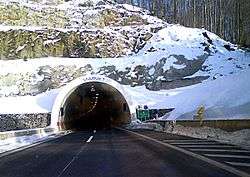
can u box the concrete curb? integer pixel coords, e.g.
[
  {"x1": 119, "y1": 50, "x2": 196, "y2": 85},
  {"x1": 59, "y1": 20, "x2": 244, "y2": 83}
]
[{"x1": 119, "y1": 128, "x2": 250, "y2": 177}]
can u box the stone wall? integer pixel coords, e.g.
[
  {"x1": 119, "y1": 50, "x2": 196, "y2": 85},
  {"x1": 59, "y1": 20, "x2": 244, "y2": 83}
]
[{"x1": 0, "y1": 113, "x2": 51, "y2": 132}]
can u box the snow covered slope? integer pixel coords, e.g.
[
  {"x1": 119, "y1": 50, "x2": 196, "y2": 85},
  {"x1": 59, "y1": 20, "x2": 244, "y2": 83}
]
[
  {"x1": 1, "y1": 67, "x2": 250, "y2": 120},
  {"x1": 0, "y1": 0, "x2": 249, "y2": 120},
  {"x1": 158, "y1": 68, "x2": 250, "y2": 120}
]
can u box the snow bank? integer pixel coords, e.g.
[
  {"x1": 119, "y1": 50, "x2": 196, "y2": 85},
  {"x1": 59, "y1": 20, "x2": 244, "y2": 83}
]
[
  {"x1": 139, "y1": 25, "x2": 249, "y2": 80},
  {"x1": 0, "y1": 0, "x2": 249, "y2": 121},
  {"x1": 0, "y1": 89, "x2": 59, "y2": 114},
  {"x1": 0, "y1": 68, "x2": 250, "y2": 121},
  {"x1": 126, "y1": 119, "x2": 162, "y2": 131},
  {"x1": 161, "y1": 68, "x2": 250, "y2": 120},
  {"x1": 0, "y1": 131, "x2": 57, "y2": 154},
  {"x1": 165, "y1": 125, "x2": 250, "y2": 150}
]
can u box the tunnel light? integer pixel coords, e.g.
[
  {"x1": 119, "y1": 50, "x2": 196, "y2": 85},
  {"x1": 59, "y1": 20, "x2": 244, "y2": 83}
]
[{"x1": 90, "y1": 85, "x2": 96, "y2": 92}]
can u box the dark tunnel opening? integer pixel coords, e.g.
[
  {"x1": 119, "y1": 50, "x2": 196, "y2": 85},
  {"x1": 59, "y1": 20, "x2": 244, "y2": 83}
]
[{"x1": 61, "y1": 82, "x2": 130, "y2": 130}]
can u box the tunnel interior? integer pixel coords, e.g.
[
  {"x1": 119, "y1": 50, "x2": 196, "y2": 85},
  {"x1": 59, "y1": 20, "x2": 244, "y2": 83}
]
[{"x1": 61, "y1": 82, "x2": 130, "y2": 130}]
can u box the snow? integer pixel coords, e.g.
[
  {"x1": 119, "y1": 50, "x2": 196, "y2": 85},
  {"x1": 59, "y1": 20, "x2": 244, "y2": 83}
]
[
  {"x1": 0, "y1": 81, "x2": 168, "y2": 114},
  {"x1": 160, "y1": 68, "x2": 250, "y2": 120},
  {"x1": 0, "y1": 130, "x2": 61, "y2": 154},
  {"x1": 0, "y1": 89, "x2": 59, "y2": 114},
  {"x1": 1, "y1": 67, "x2": 250, "y2": 121},
  {"x1": 0, "y1": 21, "x2": 249, "y2": 79},
  {"x1": 0, "y1": 85, "x2": 20, "y2": 96},
  {"x1": 192, "y1": 51, "x2": 250, "y2": 79},
  {"x1": 0, "y1": 56, "x2": 160, "y2": 75},
  {"x1": 138, "y1": 25, "x2": 206, "y2": 59},
  {"x1": 148, "y1": 67, "x2": 155, "y2": 75},
  {"x1": 0, "y1": 1, "x2": 250, "y2": 121},
  {"x1": 43, "y1": 39, "x2": 61, "y2": 46},
  {"x1": 15, "y1": 45, "x2": 27, "y2": 53},
  {"x1": 122, "y1": 4, "x2": 145, "y2": 12},
  {"x1": 0, "y1": 77, "x2": 189, "y2": 114},
  {"x1": 136, "y1": 25, "x2": 249, "y2": 80},
  {"x1": 162, "y1": 56, "x2": 186, "y2": 70}
]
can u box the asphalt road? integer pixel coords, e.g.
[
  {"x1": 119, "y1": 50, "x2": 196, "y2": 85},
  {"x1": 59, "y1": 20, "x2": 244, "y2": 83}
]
[{"x1": 0, "y1": 129, "x2": 239, "y2": 177}]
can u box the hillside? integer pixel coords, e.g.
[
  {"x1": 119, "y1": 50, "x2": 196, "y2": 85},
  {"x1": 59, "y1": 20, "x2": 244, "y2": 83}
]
[{"x1": 0, "y1": 0, "x2": 250, "y2": 120}]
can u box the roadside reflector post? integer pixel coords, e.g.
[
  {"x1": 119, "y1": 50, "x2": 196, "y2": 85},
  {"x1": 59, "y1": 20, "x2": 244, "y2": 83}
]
[{"x1": 194, "y1": 105, "x2": 205, "y2": 126}]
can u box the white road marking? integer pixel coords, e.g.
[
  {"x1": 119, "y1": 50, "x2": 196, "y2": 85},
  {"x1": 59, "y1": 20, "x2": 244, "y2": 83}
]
[
  {"x1": 57, "y1": 144, "x2": 86, "y2": 177},
  {"x1": 163, "y1": 139, "x2": 212, "y2": 142},
  {"x1": 226, "y1": 162, "x2": 250, "y2": 167},
  {"x1": 118, "y1": 128, "x2": 250, "y2": 177},
  {"x1": 178, "y1": 145, "x2": 235, "y2": 148},
  {"x1": 204, "y1": 154, "x2": 250, "y2": 159},
  {"x1": 170, "y1": 142, "x2": 219, "y2": 145},
  {"x1": 86, "y1": 136, "x2": 93, "y2": 143},
  {"x1": 189, "y1": 149, "x2": 250, "y2": 153}
]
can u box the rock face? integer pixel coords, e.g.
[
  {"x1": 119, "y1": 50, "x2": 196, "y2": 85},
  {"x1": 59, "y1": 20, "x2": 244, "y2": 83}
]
[
  {"x1": 0, "y1": 53, "x2": 209, "y2": 96},
  {"x1": 0, "y1": 1, "x2": 148, "y2": 28},
  {"x1": 0, "y1": 1, "x2": 249, "y2": 97},
  {"x1": 0, "y1": 28, "x2": 134, "y2": 59},
  {"x1": 0, "y1": 0, "x2": 165, "y2": 59},
  {"x1": 0, "y1": 113, "x2": 50, "y2": 132}
]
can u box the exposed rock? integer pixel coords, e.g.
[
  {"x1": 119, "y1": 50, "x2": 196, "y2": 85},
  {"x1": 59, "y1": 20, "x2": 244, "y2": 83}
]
[
  {"x1": 224, "y1": 44, "x2": 236, "y2": 51},
  {"x1": 0, "y1": 113, "x2": 50, "y2": 132},
  {"x1": 0, "y1": 1, "x2": 148, "y2": 29},
  {"x1": 146, "y1": 76, "x2": 209, "y2": 91},
  {"x1": 0, "y1": 29, "x2": 135, "y2": 59},
  {"x1": 0, "y1": 0, "x2": 247, "y2": 98},
  {"x1": 202, "y1": 32, "x2": 213, "y2": 44},
  {"x1": 0, "y1": 53, "x2": 208, "y2": 96}
]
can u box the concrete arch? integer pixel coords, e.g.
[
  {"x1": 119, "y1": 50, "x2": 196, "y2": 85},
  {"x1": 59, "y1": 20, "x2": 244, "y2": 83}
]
[{"x1": 51, "y1": 75, "x2": 136, "y2": 130}]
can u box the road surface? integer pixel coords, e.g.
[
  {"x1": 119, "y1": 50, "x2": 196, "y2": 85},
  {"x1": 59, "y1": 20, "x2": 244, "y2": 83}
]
[{"x1": 0, "y1": 129, "x2": 241, "y2": 177}]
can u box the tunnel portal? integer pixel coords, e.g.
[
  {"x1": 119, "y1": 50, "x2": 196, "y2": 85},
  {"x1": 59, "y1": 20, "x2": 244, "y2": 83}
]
[{"x1": 61, "y1": 82, "x2": 130, "y2": 130}]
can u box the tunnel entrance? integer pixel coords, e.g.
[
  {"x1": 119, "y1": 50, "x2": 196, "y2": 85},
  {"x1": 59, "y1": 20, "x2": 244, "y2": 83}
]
[{"x1": 60, "y1": 82, "x2": 130, "y2": 130}]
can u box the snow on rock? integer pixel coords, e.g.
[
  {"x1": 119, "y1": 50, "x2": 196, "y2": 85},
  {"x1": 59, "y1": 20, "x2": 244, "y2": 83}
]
[
  {"x1": 159, "y1": 68, "x2": 250, "y2": 120},
  {"x1": 126, "y1": 119, "x2": 163, "y2": 131},
  {"x1": 0, "y1": 134, "x2": 48, "y2": 153},
  {"x1": 1, "y1": 67, "x2": 249, "y2": 122},
  {"x1": 0, "y1": 85, "x2": 20, "y2": 96},
  {"x1": 138, "y1": 25, "x2": 250, "y2": 80}
]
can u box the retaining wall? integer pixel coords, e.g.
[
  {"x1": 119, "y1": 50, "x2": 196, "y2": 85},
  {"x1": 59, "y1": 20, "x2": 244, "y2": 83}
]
[{"x1": 0, "y1": 113, "x2": 51, "y2": 132}]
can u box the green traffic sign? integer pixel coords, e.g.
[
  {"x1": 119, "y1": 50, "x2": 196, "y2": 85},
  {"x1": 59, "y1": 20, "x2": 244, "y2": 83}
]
[{"x1": 137, "y1": 110, "x2": 150, "y2": 121}]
